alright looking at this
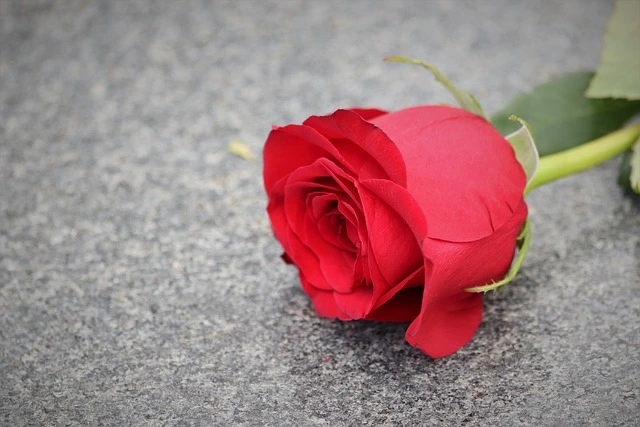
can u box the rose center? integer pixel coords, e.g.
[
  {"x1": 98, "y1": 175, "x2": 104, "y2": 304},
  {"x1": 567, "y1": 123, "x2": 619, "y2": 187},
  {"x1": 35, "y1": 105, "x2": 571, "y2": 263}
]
[{"x1": 317, "y1": 210, "x2": 358, "y2": 254}]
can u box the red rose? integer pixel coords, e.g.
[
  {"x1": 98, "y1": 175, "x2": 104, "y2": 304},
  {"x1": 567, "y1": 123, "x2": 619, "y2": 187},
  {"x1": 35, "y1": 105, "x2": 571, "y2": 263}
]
[{"x1": 263, "y1": 105, "x2": 527, "y2": 357}]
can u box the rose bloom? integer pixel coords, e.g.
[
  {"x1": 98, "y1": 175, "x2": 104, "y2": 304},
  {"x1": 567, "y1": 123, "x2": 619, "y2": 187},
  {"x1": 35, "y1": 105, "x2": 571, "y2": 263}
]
[{"x1": 263, "y1": 106, "x2": 527, "y2": 357}]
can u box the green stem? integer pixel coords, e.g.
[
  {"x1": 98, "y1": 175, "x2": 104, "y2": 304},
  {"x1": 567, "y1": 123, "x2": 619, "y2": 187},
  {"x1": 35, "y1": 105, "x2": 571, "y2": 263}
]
[{"x1": 525, "y1": 123, "x2": 640, "y2": 195}]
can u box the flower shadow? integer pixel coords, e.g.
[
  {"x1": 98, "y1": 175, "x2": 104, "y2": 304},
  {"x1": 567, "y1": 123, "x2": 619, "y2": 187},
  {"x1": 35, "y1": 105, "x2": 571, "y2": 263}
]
[
  {"x1": 263, "y1": 274, "x2": 554, "y2": 421},
  {"x1": 273, "y1": 270, "x2": 544, "y2": 378}
]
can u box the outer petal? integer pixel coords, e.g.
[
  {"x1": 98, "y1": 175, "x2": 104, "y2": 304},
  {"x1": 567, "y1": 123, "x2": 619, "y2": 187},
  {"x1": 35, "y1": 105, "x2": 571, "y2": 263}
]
[
  {"x1": 358, "y1": 179, "x2": 427, "y2": 241},
  {"x1": 286, "y1": 227, "x2": 332, "y2": 291},
  {"x1": 405, "y1": 200, "x2": 528, "y2": 358},
  {"x1": 333, "y1": 287, "x2": 374, "y2": 319},
  {"x1": 372, "y1": 105, "x2": 526, "y2": 243},
  {"x1": 303, "y1": 279, "x2": 352, "y2": 321},
  {"x1": 263, "y1": 124, "x2": 344, "y2": 193},
  {"x1": 304, "y1": 109, "x2": 407, "y2": 186},
  {"x1": 357, "y1": 179, "x2": 428, "y2": 310},
  {"x1": 266, "y1": 179, "x2": 291, "y2": 254},
  {"x1": 348, "y1": 107, "x2": 388, "y2": 121}
]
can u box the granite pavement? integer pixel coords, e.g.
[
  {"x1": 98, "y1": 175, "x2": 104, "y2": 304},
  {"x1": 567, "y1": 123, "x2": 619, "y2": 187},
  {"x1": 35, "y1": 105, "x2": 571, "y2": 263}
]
[{"x1": 1, "y1": 0, "x2": 638, "y2": 425}]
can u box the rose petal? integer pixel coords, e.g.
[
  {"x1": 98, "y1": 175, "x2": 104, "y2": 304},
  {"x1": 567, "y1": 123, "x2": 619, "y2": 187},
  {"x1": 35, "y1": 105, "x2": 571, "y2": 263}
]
[
  {"x1": 372, "y1": 105, "x2": 526, "y2": 243},
  {"x1": 282, "y1": 160, "x2": 363, "y2": 294},
  {"x1": 357, "y1": 179, "x2": 428, "y2": 309},
  {"x1": 304, "y1": 284, "x2": 352, "y2": 321},
  {"x1": 286, "y1": 227, "x2": 332, "y2": 291},
  {"x1": 333, "y1": 286, "x2": 374, "y2": 320},
  {"x1": 370, "y1": 264, "x2": 425, "y2": 316},
  {"x1": 316, "y1": 212, "x2": 356, "y2": 252},
  {"x1": 406, "y1": 291, "x2": 483, "y2": 359},
  {"x1": 285, "y1": 190, "x2": 356, "y2": 293},
  {"x1": 266, "y1": 179, "x2": 291, "y2": 254},
  {"x1": 348, "y1": 107, "x2": 389, "y2": 121},
  {"x1": 405, "y1": 200, "x2": 528, "y2": 357},
  {"x1": 359, "y1": 181, "x2": 423, "y2": 285},
  {"x1": 358, "y1": 179, "x2": 428, "y2": 240},
  {"x1": 304, "y1": 109, "x2": 407, "y2": 186},
  {"x1": 263, "y1": 124, "x2": 345, "y2": 193}
]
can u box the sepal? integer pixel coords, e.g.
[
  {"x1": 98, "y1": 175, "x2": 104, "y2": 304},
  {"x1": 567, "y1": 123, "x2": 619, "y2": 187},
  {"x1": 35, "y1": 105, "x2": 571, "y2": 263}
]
[
  {"x1": 504, "y1": 115, "x2": 540, "y2": 188},
  {"x1": 384, "y1": 56, "x2": 488, "y2": 120}
]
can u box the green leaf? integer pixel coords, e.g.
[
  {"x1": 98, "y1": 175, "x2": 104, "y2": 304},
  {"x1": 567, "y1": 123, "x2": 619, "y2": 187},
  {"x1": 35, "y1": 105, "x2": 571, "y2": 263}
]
[
  {"x1": 465, "y1": 218, "x2": 531, "y2": 294},
  {"x1": 586, "y1": 0, "x2": 640, "y2": 100},
  {"x1": 630, "y1": 137, "x2": 640, "y2": 193},
  {"x1": 492, "y1": 71, "x2": 640, "y2": 156},
  {"x1": 504, "y1": 115, "x2": 539, "y2": 186},
  {"x1": 384, "y1": 56, "x2": 488, "y2": 120}
]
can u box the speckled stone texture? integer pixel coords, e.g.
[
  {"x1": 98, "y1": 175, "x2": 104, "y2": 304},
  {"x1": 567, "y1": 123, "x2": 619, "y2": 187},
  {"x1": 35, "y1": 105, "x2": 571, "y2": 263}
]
[{"x1": 1, "y1": 0, "x2": 638, "y2": 425}]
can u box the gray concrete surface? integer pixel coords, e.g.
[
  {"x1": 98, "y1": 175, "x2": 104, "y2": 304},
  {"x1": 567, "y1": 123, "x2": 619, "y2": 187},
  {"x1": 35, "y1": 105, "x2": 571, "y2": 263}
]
[{"x1": 1, "y1": 0, "x2": 638, "y2": 425}]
